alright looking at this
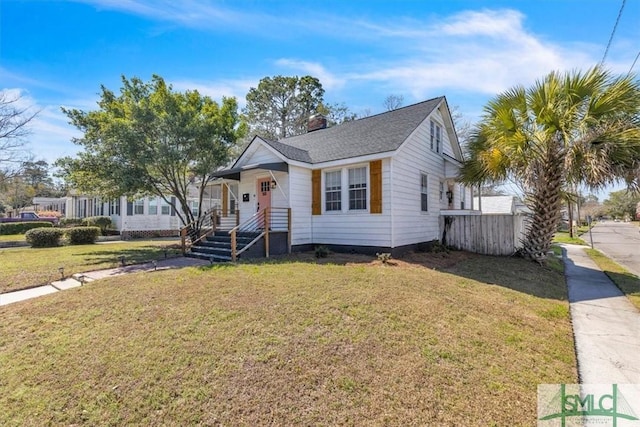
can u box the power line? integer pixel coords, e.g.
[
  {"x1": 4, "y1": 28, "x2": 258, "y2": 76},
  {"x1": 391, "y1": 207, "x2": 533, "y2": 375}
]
[
  {"x1": 600, "y1": 0, "x2": 626, "y2": 67},
  {"x1": 629, "y1": 50, "x2": 640, "y2": 74}
]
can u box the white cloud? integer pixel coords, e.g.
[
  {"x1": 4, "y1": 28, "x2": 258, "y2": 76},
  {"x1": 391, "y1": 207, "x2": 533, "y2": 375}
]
[
  {"x1": 439, "y1": 9, "x2": 525, "y2": 37},
  {"x1": 274, "y1": 60, "x2": 346, "y2": 91},
  {"x1": 171, "y1": 78, "x2": 255, "y2": 107},
  {"x1": 320, "y1": 9, "x2": 600, "y2": 101},
  {"x1": 76, "y1": 0, "x2": 275, "y2": 31}
]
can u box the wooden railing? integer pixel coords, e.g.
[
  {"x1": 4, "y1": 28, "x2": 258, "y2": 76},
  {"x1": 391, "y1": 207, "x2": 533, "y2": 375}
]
[{"x1": 229, "y1": 207, "x2": 291, "y2": 261}]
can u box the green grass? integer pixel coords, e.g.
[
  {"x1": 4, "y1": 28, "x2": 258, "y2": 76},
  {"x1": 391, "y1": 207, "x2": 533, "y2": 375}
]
[
  {"x1": 546, "y1": 245, "x2": 564, "y2": 273},
  {"x1": 552, "y1": 231, "x2": 587, "y2": 245},
  {"x1": 0, "y1": 240, "x2": 182, "y2": 294},
  {"x1": 0, "y1": 252, "x2": 576, "y2": 426},
  {"x1": 585, "y1": 248, "x2": 640, "y2": 310},
  {"x1": 0, "y1": 234, "x2": 25, "y2": 242}
]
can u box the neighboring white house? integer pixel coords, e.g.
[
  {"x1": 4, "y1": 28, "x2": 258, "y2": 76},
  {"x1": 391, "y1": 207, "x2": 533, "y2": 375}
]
[
  {"x1": 33, "y1": 189, "x2": 218, "y2": 239},
  {"x1": 209, "y1": 96, "x2": 475, "y2": 255},
  {"x1": 472, "y1": 195, "x2": 532, "y2": 215}
]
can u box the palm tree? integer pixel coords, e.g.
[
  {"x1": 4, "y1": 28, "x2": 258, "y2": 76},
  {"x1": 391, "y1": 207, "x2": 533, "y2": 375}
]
[{"x1": 461, "y1": 67, "x2": 640, "y2": 263}]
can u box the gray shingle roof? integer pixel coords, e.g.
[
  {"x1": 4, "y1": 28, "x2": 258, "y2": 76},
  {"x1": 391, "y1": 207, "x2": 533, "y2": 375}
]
[{"x1": 261, "y1": 97, "x2": 444, "y2": 164}]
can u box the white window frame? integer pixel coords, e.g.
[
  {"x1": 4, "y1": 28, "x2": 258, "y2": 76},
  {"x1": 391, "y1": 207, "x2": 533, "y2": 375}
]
[
  {"x1": 324, "y1": 169, "x2": 342, "y2": 212},
  {"x1": 322, "y1": 164, "x2": 370, "y2": 213},
  {"x1": 430, "y1": 119, "x2": 442, "y2": 153},
  {"x1": 149, "y1": 197, "x2": 158, "y2": 215},
  {"x1": 430, "y1": 120, "x2": 435, "y2": 150},
  {"x1": 421, "y1": 173, "x2": 429, "y2": 212},
  {"x1": 161, "y1": 198, "x2": 171, "y2": 215},
  {"x1": 134, "y1": 198, "x2": 145, "y2": 215},
  {"x1": 348, "y1": 166, "x2": 367, "y2": 211},
  {"x1": 109, "y1": 199, "x2": 120, "y2": 215},
  {"x1": 189, "y1": 200, "x2": 200, "y2": 217}
]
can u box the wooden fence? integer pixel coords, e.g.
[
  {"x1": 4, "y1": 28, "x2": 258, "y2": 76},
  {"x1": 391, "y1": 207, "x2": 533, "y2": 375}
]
[{"x1": 441, "y1": 214, "x2": 530, "y2": 256}]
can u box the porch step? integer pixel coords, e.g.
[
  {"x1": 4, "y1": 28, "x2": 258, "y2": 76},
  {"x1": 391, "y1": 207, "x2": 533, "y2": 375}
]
[
  {"x1": 187, "y1": 231, "x2": 262, "y2": 263},
  {"x1": 186, "y1": 251, "x2": 232, "y2": 263}
]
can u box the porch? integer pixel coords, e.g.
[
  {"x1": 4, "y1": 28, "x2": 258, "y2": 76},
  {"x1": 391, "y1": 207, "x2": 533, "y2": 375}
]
[{"x1": 180, "y1": 207, "x2": 291, "y2": 262}]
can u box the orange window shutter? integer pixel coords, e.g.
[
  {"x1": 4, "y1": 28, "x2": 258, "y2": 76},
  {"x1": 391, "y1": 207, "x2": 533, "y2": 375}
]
[
  {"x1": 312, "y1": 169, "x2": 321, "y2": 215},
  {"x1": 222, "y1": 185, "x2": 229, "y2": 217},
  {"x1": 370, "y1": 160, "x2": 382, "y2": 214}
]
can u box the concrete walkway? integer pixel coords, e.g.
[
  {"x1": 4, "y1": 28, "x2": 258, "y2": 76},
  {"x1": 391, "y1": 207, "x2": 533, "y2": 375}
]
[
  {"x1": 562, "y1": 244, "x2": 640, "y2": 384},
  {"x1": 0, "y1": 257, "x2": 209, "y2": 306}
]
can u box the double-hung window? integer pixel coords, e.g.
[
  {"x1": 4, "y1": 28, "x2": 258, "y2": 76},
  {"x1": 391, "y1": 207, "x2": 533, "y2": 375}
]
[
  {"x1": 134, "y1": 198, "x2": 144, "y2": 215},
  {"x1": 325, "y1": 170, "x2": 342, "y2": 211},
  {"x1": 160, "y1": 199, "x2": 171, "y2": 215},
  {"x1": 109, "y1": 199, "x2": 120, "y2": 215},
  {"x1": 190, "y1": 200, "x2": 200, "y2": 217},
  {"x1": 421, "y1": 174, "x2": 429, "y2": 212},
  {"x1": 149, "y1": 198, "x2": 158, "y2": 215},
  {"x1": 161, "y1": 199, "x2": 171, "y2": 215},
  {"x1": 348, "y1": 167, "x2": 367, "y2": 210}
]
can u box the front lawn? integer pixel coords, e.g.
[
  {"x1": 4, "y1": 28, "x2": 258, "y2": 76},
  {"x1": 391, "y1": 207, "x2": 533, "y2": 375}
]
[
  {"x1": 0, "y1": 240, "x2": 182, "y2": 294},
  {"x1": 0, "y1": 233, "x2": 25, "y2": 242},
  {"x1": 0, "y1": 252, "x2": 576, "y2": 425},
  {"x1": 552, "y1": 231, "x2": 587, "y2": 245}
]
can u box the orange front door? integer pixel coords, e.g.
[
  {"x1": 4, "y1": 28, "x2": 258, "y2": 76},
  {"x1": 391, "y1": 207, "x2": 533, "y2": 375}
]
[
  {"x1": 256, "y1": 178, "x2": 272, "y2": 229},
  {"x1": 257, "y1": 178, "x2": 272, "y2": 212}
]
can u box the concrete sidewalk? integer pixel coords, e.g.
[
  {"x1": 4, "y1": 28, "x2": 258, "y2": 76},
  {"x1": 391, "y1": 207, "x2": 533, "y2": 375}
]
[
  {"x1": 562, "y1": 244, "x2": 640, "y2": 384},
  {"x1": 0, "y1": 257, "x2": 209, "y2": 307}
]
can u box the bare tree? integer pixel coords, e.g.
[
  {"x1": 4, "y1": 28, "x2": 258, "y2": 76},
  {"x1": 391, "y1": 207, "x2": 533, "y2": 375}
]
[
  {"x1": 0, "y1": 90, "x2": 37, "y2": 183},
  {"x1": 383, "y1": 94, "x2": 404, "y2": 111},
  {"x1": 449, "y1": 105, "x2": 473, "y2": 149}
]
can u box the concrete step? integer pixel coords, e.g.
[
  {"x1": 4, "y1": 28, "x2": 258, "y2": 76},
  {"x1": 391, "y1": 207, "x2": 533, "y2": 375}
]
[{"x1": 185, "y1": 251, "x2": 232, "y2": 262}]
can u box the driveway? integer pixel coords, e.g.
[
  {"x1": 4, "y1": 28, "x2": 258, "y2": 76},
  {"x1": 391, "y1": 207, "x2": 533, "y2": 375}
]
[{"x1": 587, "y1": 221, "x2": 640, "y2": 276}]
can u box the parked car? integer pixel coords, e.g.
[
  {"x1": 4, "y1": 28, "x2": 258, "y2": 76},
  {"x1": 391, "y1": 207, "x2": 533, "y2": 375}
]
[{"x1": 0, "y1": 212, "x2": 59, "y2": 225}]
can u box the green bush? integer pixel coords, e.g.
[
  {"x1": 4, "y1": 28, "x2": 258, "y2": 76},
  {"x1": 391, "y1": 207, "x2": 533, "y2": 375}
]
[
  {"x1": 0, "y1": 221, "x2": 53, "y2": 235},
  {"x1": 66, "y1": 227, "x2": 101, "y2": 245},
  {"x1": 59, "y1": 218, "x2": 83, "y2": 227},
  {"x1": 81, "y1": 216, "x2": 112, "y2": 234},
  {"x1": 314, "y1": 245, "x2": 329, "y2": 258},
  {"x1": 25, "y1": 228, "x2": 64, "y2": 247}
]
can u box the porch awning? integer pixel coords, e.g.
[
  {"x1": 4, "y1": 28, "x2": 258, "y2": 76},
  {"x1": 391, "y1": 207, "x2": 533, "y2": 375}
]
[{"x1": 211, "y1": 162, "x2": 289, "y2": 181}]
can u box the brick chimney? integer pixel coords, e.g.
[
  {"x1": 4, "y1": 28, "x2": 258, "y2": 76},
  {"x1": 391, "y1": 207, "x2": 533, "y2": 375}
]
[{"x1": 307, "y1": 114, "x2": 327, "y2": 132}]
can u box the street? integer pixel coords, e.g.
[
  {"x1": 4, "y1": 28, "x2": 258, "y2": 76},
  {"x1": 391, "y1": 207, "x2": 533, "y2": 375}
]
[{"x1": 587, "y1": 221, "x2": 640, "y2": 277}]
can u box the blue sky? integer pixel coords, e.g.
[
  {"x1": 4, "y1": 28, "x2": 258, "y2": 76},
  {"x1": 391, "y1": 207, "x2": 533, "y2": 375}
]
[{"x1": 1, "y1": 0, "x2": 639, "y2": 196}]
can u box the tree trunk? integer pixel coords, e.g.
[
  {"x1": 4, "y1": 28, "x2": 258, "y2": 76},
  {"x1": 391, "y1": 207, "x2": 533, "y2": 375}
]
[
  {"x1": 568, "y1": 200, "x2": 574, "y2": 238},
  {"x1": 521, "y1": 140, "x2": 565, "y2": 263}
]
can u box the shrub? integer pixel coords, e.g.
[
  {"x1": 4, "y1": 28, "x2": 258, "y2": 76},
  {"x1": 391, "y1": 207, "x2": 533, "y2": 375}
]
[
  {"x1": 59, "y1": 218, "x2": 83, "y2": 227},
  {"x1": 66, "y1": 227, "x2": 101, "y2": 245},
  {"x1": 25, "y1": 227, "x2": 64, "y2": 247},
  {"x1": 315, "y1": 245, "x2": 329, "y2": 258},
  {"x1": 0, "y1": 221, "x2": 53, "y2": 235},
  {"x1": 82, "y1": 216, "x2": 112, "y2": 234},
  {"x1": 376, "y1": 252, "x2": 392, "y2": 264}
]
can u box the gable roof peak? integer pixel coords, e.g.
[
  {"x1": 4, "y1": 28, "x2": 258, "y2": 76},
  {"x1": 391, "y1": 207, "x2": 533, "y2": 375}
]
[{"x1": 252, "y1": 96, "x2": 448, "y2": 165}]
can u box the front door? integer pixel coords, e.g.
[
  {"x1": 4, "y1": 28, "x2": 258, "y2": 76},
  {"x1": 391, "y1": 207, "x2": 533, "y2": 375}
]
[
  {"x1": 257, "y1": 178, "x2": 272, "y2": 212},
  {"x1": 257, "y1": 177, "x2": 272, "y2": 227}
]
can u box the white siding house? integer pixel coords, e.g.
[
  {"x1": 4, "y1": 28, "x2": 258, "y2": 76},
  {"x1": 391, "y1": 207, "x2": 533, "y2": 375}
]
[
  {"x1": 210, "y1": 97, "x2": 475, "y2": 255},
  {"x1": 34, "y1": 190, "x2": 216, "y2": 239}
]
